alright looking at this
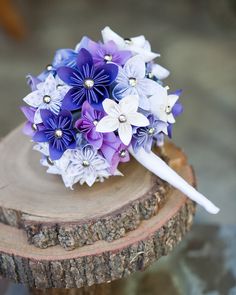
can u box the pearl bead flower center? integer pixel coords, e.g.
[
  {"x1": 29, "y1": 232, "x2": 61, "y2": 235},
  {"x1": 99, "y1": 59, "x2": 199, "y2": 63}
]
[
  {"x1": 148, "y1": 127, "x2": 155, "y2": 135},
  {"x1": 46, "y1": 64, "x2": 53, "y2": 71},
  {"x1": 93, "y1": 120, "x2": 98, "y2": 126},
  {"x1": 31, "y1": 123, "x2": 37, "y2": 131},
  {"x1": 104, "y1": 54, "x2": 112, "y2": 62},
  {"x1": 84, "y1": 79, "x2": 94, "y2": 89},
  {"x1": 55, "y1": 129, "x2": 63, "y2": 138},
  {"x1": 119, "y1": 150, "x2": 126, "y2": 158},
  {"x1": 43, "y1": 95, "x2": 51, "y2": 104},
  {"x1": 118, "y1": 114, "x2": 127, "y2": 123},
  {"x1": 124, "y1": 38, "x2": 132, "y2": 45},
  {"x1": 165, "y1": 105, "x2": 172, "y2": 114},
  {"x1": 82, "y1": 160, "x2": 90, "y2": 167},
  {"x1": 129, "y1": 77, "x2": 137, "y2": 87}
]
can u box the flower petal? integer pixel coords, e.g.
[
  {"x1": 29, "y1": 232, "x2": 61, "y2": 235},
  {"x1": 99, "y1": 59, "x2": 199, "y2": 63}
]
[
  {"x1": 32, "y1": 130, "x2": 47, "y2": 142},
  {"x1": 152, "y1": 64, "x2": 170, "y2": 80},
  {"x1": 128, "y1": 112, "x2": 149, "y2": 127},
  {"x1": 96, "y1": 116, "x2": 119, "y2": 132},
  {"x1": 100, "y1": 63, "x2": 118, "y2": 84},
  {"x1": 118, "y1": 123, "x2": 132, "y2": 145},
  {"x1": 49, "y1": 145, "x2": 64, "y2": 161},
  {"x1": 101, "y1": 26, "x2": 125, "y2": 49},
  {"x1": 102, "y1": 99, "x2": 121, "y2": 117},
  {"x1": 124, "y1": 55, "x2": 146, "y2": 79},
  {"x1": 57, "y1": 67, "x2": 79, "y2": 86},
  {"x1": 61, "y1": 87, "x2": 85, "y2": 110},
  {"x1": 23, "y1": 90, "x2": 42, "y2": 108},
  {"x1": 20, "y1": 106, "x2": 35, "y2": 122},
  {"x1": 168, "y1": 94, "x2": 179, "y2": 108},
  {"x1": 119, "y1": 95, "x2": 139, "y2": 114},
  {"x1": 76, "y1": 48, "x2": 93, "y2": 69}
]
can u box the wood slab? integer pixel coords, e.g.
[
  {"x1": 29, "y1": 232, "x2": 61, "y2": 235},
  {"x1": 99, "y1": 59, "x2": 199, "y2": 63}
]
[
  {"x1": 0, "y1": 162, "x2": 196, "y2": 288},
  {"x1": 0, "y1": 126, "x2": 187, "y2": 250}
]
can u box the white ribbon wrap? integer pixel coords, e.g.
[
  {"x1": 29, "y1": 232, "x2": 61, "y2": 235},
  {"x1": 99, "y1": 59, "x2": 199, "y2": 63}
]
[{"x1": 129, "y1": 147, "x2": 220, "y2": 214}]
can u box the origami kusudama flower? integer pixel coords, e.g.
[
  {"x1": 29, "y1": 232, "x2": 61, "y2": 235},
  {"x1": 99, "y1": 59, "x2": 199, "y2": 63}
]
[
  {"x1": 102, "y1": 26, "x2": 159, "y2": 62},
  {"x1": 88, "y1": 40, "x2": 132, "y2": 67},
  {"x1": 58, "y1": 48, "x2": 118, "y2": 111},
  {"x1": 113, "y1": 56, "x2": 160, "y2": 110},
  {"x1": 132, "y1": 114, "x2": 168, "y2": 153},
  {"x1": 33, "y1": 109, "x2": 76, "y2": 160},
  {"x1": 65, "y1": 145, "x2": 110, "y2": 187},
  {"x1": 149, "y1": 87, "x2": 180, "y2": 124},
  {"x1": 23, "y1": 74, "x2": 70, "y2": 124},
  {"x1": 101, "y1": 136, "x2": 130, "y2": 174},
  {"x1": 96, "y1": 95, "x2": 149, "y2": 145},
  {"x1": 21, "y1": 106, "x2": 38, "y2": 136},
  {"x1": 76, "y1": 101, "x2": 112, "y2": 149}
]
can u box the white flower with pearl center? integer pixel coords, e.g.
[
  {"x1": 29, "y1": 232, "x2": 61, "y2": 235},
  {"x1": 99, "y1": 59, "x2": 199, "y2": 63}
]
[
  {"x1": 149, "y1": 86, "x2": 179, "y2": 124},
  {"x1": 23, "y1": 73, "x2": 70, "y2": 124},
  {"x1": 96, "y1": 95, "x2": 149, "y2": 145},
  {"x1": 101, "y1": 26, "x2": 159, "y2": 63}
]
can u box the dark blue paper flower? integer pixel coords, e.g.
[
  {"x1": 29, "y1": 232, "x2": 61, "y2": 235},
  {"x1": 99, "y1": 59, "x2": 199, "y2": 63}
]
[
  {"x1": 33, "y1": 109, "x2": 76, "y2": 160},
  {"x1": 132, "y1": 114, "x2": 168, "y2": 153},
  {"x1": 57, "y1": 48, "x2": 118, "y2": 111}
]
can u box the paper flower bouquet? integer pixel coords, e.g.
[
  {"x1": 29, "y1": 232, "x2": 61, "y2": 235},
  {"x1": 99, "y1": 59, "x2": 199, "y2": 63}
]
[{"x1": 21, "y1": 27, "x2": 219, "y2": 214}]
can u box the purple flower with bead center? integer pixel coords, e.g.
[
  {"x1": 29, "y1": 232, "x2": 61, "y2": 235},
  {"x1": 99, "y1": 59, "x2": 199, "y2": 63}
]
[
  {"x1": 88, "y1": 40, "x2": 132, "y2": 67},
  {"x1": 57, "y1": 48, "x2": 118, "y2": 111},
  {"x1": 132, "y1": 114, "x2": 168, "y2": 153},
  {"x1": 75, "y1": 101, "x2": 109, "y2": 149},
  {"x1": 20, "y1": 106, "x2": 43, "y2": 136},
  {"x1": 33, "y1": 109, "x2": 76, "y2": 160},
  {"x1": 101, "y1": 136, "x2": 130, "y2": 174}
]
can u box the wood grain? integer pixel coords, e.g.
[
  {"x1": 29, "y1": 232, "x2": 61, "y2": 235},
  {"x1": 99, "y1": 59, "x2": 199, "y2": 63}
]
[{"x1": 0, "y1": 126, "x2": 187, "y2": 250}]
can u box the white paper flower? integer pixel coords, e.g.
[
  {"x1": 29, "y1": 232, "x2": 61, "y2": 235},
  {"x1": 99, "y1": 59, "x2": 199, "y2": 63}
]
[
  {"x1": 23, "y1": 74, "x2": 70, "y2": 124},
  {"x1": 65, "y1": 146, "x2": 111, "y2": 187},
  {"x1": 112, "y1": 55, "x2": 161, "y2": 110},
  {"x1": 96, "y1": 95, "x2": 149, "y2": 145},
  {"x1": 101, "y1": 26, "x2": 159, "y2": 62},
  {"x1": 149, "y1": 87, "x2": 179, "y2": 123}
]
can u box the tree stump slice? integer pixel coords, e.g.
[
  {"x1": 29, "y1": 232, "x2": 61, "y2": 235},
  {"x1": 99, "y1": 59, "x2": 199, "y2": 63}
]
[{"x1": 0, "y1": 126, "x2": 188, "y2": 251}]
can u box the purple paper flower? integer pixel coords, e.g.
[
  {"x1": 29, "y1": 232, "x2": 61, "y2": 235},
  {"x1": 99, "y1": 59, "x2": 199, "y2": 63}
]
[
  {"x1": 20, "y1": 106, "x2": 43, "y2": 136},
  {"x1": 101, "y1": 135, "x2": 130, "y2": 174},
  {"x1": 88, "y1": 40, "x2": 132, "y2": 67},
  {"x1": 75, "y1": 101, "x2": 107, "y2": 149},
  {"x1": 57, "y1": 48, "x2": 118, "y2": 111},
  {"x1": 33, "y1": 109, "x2": 76, "y2": 160},
  {"x1": 132, "y1": 114, "x2": 168, "y2": 153}
]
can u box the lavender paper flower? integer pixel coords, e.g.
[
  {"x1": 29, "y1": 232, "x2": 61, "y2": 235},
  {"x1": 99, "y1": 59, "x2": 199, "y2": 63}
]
[
  {"x1": 23, "y1": 74, "x2": 70, "y2": 124},
  {"x1": 57, "y1": 48, "x2": 118, "y2": 111},
  {"x1": 132, "y1": 114, "x2": 168, "y2": 153},
  {"x1": 75, "y1": 101, "x2": 112, "y2": 149},
  {"x1": 88, "y1": 40, "x2": 132, "y2": 67},
  {"x1": 101, "y1": 136, "x2": 130, "y2": 174},
  {"x1": 112, "y1": 55, "x2": 160, "y2": 110},
  {"x1": 65, "y1": 145, "x2": 111, "y2": 187},
  {"x1": 33, "y1": 109, "x2": 76, "y2": 160},
  {"x1": 20, "y1": 106, "x2": 43, "y2": 136}
]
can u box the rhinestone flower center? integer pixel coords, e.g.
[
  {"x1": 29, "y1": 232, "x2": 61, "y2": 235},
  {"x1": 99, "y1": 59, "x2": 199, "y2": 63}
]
[
  {"x1": 43, "y1": 95, "x2": 51, "y2": 104},
  {"x1": 118, "y1": 114, "x2": 127, "y2": 123},
  {"x1": 46, "y1": 64, "x2": 53, "y2": 71},
  {"x1": 129, "y1": 77, "x2": 137, "y2": 87},
  {"x1": 104, "y1": 54, "x2": 112, "y2": 62},
  {"x1": 84, "y1": 79, "x2": 94, "y2": 89},
  {"x1": 55, "y1": 129, "x2": 63, "y2": 138}
]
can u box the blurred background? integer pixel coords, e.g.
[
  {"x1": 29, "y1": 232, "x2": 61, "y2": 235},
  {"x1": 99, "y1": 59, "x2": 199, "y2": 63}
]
[{"x1": 0, "y1": 0, "x2": 235, "y2": 294}]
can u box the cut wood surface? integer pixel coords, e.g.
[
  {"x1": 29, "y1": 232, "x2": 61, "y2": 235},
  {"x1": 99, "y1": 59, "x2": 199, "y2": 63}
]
[{"x1": 0, "y1": 126, "x2": 188, "y2": 250}]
